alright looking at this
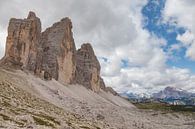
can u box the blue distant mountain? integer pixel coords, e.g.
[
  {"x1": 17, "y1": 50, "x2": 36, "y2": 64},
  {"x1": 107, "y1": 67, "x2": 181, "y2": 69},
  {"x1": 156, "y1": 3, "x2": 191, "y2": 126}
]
[
  {"x1": 124, "y1": 87, "x2": 195, "y2": 105},
  {"x1": 153, "y1": 87, "x2": 192, "y2": 99},
  {"x1": 152, "y1": 87, "x2": 195, "y2": 105}
]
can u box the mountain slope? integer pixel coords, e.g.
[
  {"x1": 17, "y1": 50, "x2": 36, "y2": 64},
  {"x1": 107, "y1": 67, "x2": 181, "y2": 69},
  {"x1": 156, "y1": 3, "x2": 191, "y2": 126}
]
[
  {"x1": 0, "y1": 68, "x2": 106, "y2": 129},
  {"x1": 0, "y1": 68, "x2": 195, "y2": 129}
]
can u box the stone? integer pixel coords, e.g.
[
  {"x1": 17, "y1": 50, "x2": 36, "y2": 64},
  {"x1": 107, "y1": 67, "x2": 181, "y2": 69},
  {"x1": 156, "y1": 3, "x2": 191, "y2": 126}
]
[
  {"x1": 100, "y1": 77, "x2": 106, "y2": 90},
  {"x1": 0, "y1": 11, "x2": 41, "y2": 69},
  {"x1": 105, "y1": 87, "x2": 118, "y2": 96},
  {"x1": 0, "y1": 11, "x2": 117, "y2": 94},
  {"x1": 96, "y1": 114, "x2": 105, "y2": 120},
  {"x1": 75, "y1": 43, "x2": 103, "y2": 92},
  {"x1": 35, "y1": 17, "x2": 76, "y2": 83}
]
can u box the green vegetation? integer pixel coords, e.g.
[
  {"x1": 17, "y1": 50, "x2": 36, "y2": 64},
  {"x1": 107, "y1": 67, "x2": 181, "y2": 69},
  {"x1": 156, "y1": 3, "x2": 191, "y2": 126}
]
[
  {"x1": 0, "y1": 113, "x2": 24, "y2": 127},
  {"x1": 79, "y1": 126, "x2": 91, "y2": 129},
  {"x1": 33, "y1": 113, "x2": 60, "y2": 125},
  {"x1": 32, "y1": 115, "x2": 55, "y2": 128},
  {"x1": 134, "y1": 102, "x2": 195, "y2": 112},
  {"x1": 0, "y1": 69, "x2": 102, "y2": 129}
]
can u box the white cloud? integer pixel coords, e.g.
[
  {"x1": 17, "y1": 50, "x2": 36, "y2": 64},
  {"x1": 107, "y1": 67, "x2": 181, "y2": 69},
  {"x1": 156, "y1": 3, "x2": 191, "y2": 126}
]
[
  {"x1": 100, "y1": 0, "x2": 195, "y2": 94},
  {"x1": 104, "y1": 66, "x2": 195, "y2": 94},
  {"x1": 163, "y1": 0, "x2": 195, "y2": 31},
  {"x1": 0, "y1": 0, "x2": 195, "y2": 94},
  {"x1": 0, "y1": 30, "x2": 6, "y2": 57},
  {"x1": 163, "y1": 0, "x2": 195, "y2": 60},
  {"x1": 176, "y1": 31, "x2": 195, "y2": 59},
  {"x1": 177, "y1": 31, "x2": 195, "y2": 46}
]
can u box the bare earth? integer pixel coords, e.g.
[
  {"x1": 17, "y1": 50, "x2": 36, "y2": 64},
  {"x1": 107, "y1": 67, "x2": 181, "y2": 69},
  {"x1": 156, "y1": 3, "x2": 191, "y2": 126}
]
[{"x1": 0, "y1": 68, "x2": 195, "y2": 129}]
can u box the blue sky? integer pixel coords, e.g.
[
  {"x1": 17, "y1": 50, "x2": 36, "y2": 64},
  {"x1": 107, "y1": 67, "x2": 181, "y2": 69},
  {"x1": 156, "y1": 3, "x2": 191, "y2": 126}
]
[{"x1": 142, "y1": 0, "x2": 195, "y2": 73}]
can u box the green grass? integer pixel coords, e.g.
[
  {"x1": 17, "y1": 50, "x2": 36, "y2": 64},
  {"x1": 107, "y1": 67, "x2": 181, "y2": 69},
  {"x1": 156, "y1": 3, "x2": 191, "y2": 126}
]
[
  {"x1": 79, "y1": 126, "x2": 91, "y2": 129},
  {"x1": 35, "y1": 113, "x2": 60, "y2": 125},
  {"x1": 0, "y1": 113, "x2": 24, "y2": 127},
  {"x1": 32, "y1": 115, "x2": 55, "y2": 128},
  {"x1": 134, "y1": 102, "x2": 195, "y2": 112}
]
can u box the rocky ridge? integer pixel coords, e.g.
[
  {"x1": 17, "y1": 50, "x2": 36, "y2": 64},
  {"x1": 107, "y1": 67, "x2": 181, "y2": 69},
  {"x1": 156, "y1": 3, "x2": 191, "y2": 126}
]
[{"x1": 0, "y1": 11, "x2": 112, "y2": 93}]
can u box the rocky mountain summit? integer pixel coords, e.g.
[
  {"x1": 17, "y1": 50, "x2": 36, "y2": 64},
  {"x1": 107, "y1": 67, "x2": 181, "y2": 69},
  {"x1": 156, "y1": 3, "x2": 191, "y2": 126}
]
[{"x1": 0, "y1": 11, "x2": 110, "y2": 93}]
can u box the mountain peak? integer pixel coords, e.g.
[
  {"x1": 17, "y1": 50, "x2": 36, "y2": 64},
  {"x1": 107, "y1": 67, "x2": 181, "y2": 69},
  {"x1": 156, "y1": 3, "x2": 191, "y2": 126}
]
[
  {"x1": 153, "y1": 86, "x2": 191, "y2": 99},
  {"x1": 27, "y1": 11, "x2": 37, "y2": 19},
  {"x1": 0, "y1": 11, "x2": 111, "y2": 94},
  {"x1": 164, "y1": 86, "x2": 177, "y2": 91}
]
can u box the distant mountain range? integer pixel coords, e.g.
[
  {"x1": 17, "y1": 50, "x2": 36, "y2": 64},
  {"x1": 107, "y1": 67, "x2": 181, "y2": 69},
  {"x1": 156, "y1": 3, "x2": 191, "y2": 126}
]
[
  {"x1": 120, "y1": 92, "x2": 151, "y2": 99},
  {"x1": 123, "y1": 87, "x2": 195, "y2": 105},
  {"x1": 153, "y1": 86, "x2": 193, "y2": 99}
]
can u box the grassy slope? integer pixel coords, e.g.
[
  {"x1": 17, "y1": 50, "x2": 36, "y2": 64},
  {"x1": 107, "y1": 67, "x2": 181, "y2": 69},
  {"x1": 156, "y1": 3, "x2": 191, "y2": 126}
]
[
  {"x1": 135, "y1": 102, "x2": 195, "y2": 112},
  {"x1": 134, "y1": 102, "x2": 195, "y2": 121},
  {"x1": 0, "y1": 68, "x2": 102, "y2": 129}
]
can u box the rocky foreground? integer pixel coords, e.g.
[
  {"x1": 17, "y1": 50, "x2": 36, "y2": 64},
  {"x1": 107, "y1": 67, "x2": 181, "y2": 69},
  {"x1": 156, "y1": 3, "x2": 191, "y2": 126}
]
[{"x1": 0, "y1": 68, "x2": 195, "y2": 129}]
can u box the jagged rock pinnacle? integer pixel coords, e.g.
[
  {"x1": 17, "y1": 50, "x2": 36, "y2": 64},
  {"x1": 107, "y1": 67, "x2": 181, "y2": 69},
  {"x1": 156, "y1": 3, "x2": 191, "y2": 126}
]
[
  {"x1": 27, "y1": 11, "x2": 37, "y2": 19},
  {"x1": 75, "y1": 43, "x2": 104, "y2": 92},
  {"x1": 0, "y1": 11, "x2": 110, "y2": 93},
  {"x1": 0, "y1": 11, "x2": 41, "y2": 69}
]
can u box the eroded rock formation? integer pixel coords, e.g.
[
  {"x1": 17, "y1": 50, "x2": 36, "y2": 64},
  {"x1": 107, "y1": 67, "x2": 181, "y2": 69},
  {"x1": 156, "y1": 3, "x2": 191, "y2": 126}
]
[
  {"x1": 0, "y1": 11, "x2": 41, "y2": 69},
  {"x1": 0, "y1": 11, "x2": 117, "y2": 94},
  {"x1": 75, "y1": 43, "x2": 105, "y2": 92},
  {"x1": 35, "y1": 18, "x2": 76, "y2": 84}
]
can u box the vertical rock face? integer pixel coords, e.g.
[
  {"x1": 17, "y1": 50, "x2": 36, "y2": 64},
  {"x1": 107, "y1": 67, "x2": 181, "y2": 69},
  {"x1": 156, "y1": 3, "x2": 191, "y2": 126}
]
[
  {"x1": 1, "y1": 12, "x2": 41, "y2": 69},
  {"x1": 100, "y1": 77, "x2": 106, "y2": 90},
  {"x1": 0, "y1": 11, "x2": 114, "y2": 93},
  {"x1": 75, "y1": 43, "x2": 105, "y2": 92},
  {"x1": 35, "y1": 18, "x2": 76, "y2": 83}
]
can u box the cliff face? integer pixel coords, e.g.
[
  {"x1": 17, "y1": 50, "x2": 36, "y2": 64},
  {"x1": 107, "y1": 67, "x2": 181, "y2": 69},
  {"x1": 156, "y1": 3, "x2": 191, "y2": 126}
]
[
  {"x1": 0, "y1": 11, "x2": 113, "y2": 94},
  {"x1": 35, "y1": 18, "x2": 76, "y2": 84},
  {"x1": 75, "y1": 43, "x2": 105, "y2": 92},
  {"x1": 1, "y1": 12, "x2": 41, "y2": 69}
]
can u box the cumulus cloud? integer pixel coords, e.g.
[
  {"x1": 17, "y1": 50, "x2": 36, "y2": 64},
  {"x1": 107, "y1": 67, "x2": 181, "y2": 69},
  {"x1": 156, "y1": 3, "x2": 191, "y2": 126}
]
[
  {"x1": 163, "y1": 0, "x2": 195, "y2": 60},
  {"x1": 105, "y1": 67, "x2": 195, "y2": 94},
  {"x1": 0, "y1": 0, "x2": 195, "y2": 94},
  {"x1": 99, "y1": 0, "x2": 195, "y2": 94},
  {"x1": 177, "y1": 31, "x2": 195, "y2": 46}
]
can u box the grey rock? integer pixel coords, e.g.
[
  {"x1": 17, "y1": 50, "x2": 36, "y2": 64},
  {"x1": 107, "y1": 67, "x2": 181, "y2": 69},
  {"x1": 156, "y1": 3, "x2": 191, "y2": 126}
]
[
  {"x1": 75, "y1": 43, "x2": 103, "y2": 92},
  {"x1": 35, "y1": 17, "x2": 76, "y2": 83},
  {"x1": 0, "y1": 11, "x2": 116, "y2": 94}
]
